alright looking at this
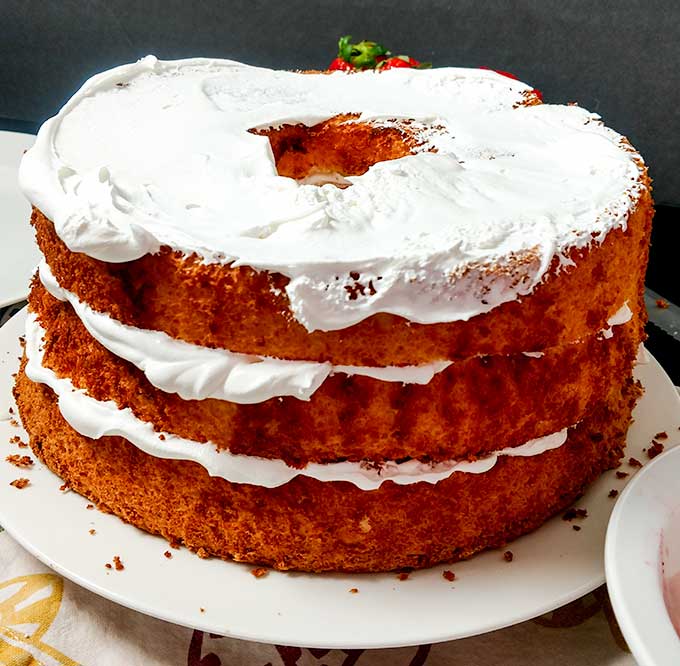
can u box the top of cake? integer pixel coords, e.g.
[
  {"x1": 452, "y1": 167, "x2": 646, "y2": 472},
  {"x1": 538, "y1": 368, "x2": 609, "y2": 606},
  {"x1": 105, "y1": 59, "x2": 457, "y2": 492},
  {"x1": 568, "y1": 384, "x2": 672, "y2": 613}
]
[{"x1": 19, "y1": 56, "x2": 646, "y2": 332}]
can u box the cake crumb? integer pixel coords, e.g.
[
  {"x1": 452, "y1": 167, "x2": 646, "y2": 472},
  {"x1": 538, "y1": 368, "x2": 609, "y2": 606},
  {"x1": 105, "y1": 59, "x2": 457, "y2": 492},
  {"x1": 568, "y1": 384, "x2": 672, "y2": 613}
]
[
  {"x1": 159, "y1": 434, "x2": 166, "y2": 441},
  {"x1": 9, "y1": 435, "x2": 20, "y2": 445},
  {"x1": 349, "y1": 588, "x2": 359, "y2": 594},
  {"x1": 59, "y1": 483, "x2": 70, "y2": 492},
  {"x1": 105, "y1": 563, "x2": 112, "y2": 569},
  {"x1": 654, "y1": 431, "x2": 669, "y2": 440},
  {"x1": 628, "y1": 457, "x2": 642, "y2": 468},
  {"x1": 616, "y1": 471, "x2": 629, "y2": 479},
  {"x1": 656, "y1": 298, "x2": 670, "y2": 309},
  {"x1": 251, "y1": 567, "x2": 268, "y2": 578},
  {"x1": 9, "y1": 419, "x2": 18, "y2": 428},
  {"x1": 5, "y1": 454, "x2": 32, "y2": 468},
  {"x1": 164, "y1": 550, "x2": 172, "y2": 559},
  {"x1": 397, "y1": 572, "x2": 410, "y2": 581},
  {"x1": 200, "y1": 607, "x2": 205, "y2": 613},
  {"x1": 442, "y1": 570, "x2": 456, "y2": 581},
  {"x1": 8, "y1": 407, "x2": 13, "y2": 414},
  {"x1": 196, "y1": 547, "x2": 210, "y2": 559},
  {"x1": 89, "y1": 529, "x2": 96, "y2": 535},
  {"x1": 608, "y1": 489, "x2": 619, "y2": 498},
  {"x1": 86, "y1": 504, "x2": 95, "y2": 510},
  {"x1": 562, "y1": 508, "x2": 588, "y2": 521},
  {"x1": 17, "y1": 441, "x2": 28, "y2": 448},
  {"x1": 573, "y1": 525, "x2": 582, "y2": 531},
  {"x1": 113, "y1": 556, "x2": 124, "y2": 571},
  {"x1": 503, "y1": 551, "x2": 514, "y2": 562},
  {"x1": 648, "y1": 441, "x2": 665, "y2": 459},
  {"x1": 10, "y1": 478, "x2": 29, "y2": 489}
]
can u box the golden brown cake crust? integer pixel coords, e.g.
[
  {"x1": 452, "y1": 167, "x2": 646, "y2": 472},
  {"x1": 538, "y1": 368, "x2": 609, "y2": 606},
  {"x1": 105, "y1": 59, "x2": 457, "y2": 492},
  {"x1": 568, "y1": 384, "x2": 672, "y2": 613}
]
[
  {"x1": 32, "y1": 180, "x2": 652, "y2": 366},
  {"x1": 14, "y1": 364, "x2": 639, "y2": 572},
  {"x1": 30, "y1": 280, "x2": 643, "y2": 465}
]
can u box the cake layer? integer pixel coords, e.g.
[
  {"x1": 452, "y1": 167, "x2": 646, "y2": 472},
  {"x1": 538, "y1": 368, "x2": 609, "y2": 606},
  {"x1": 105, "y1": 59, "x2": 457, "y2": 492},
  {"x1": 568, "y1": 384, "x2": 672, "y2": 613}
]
[
  {"x1": 14, "y1": 363, "x2": 639, "y2": 572},
  {"x1": 33, "y1": 190, "x2": 652, "y2": 366},
  {"x1": 29, "y1": 279, "x2": 643, "y2": 465}
]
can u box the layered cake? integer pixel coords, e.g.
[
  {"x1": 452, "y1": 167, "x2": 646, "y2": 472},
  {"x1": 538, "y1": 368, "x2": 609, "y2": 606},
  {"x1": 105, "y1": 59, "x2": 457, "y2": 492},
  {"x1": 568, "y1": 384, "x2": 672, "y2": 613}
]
[{"x1": 14, "y1": 56, "x2": 652, "y2": 572}]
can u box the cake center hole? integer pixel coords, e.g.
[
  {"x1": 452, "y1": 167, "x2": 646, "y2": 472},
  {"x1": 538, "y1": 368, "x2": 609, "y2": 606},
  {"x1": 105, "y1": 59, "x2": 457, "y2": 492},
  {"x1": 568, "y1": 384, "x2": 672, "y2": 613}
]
[{"x1": 251, "y1": 114, "x2": 417, "y2": 188}]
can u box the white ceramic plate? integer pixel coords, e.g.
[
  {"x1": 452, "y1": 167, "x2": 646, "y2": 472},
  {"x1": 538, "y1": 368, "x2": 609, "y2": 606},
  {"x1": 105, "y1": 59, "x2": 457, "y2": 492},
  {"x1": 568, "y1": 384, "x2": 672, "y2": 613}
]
[
  {"x1": 606, "y1": 444, "x2": 680, "y2": 665},
  {"x1": 0, "y1": 130, "x2": 39, "y2": 308},
  {"x1": 1, "y1": 309, "x2": 680, "y2": 649}
]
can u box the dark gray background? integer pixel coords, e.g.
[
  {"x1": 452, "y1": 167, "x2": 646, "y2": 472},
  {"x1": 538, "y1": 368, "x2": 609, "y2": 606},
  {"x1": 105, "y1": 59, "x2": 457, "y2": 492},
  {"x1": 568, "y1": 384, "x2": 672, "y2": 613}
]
[{"x1": 1, "y1": 1, "x2": 678, "y2": 204}]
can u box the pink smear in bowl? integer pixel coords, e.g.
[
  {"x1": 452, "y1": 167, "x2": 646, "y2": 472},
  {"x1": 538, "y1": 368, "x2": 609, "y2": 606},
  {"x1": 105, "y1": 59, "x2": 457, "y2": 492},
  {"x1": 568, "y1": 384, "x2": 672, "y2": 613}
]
[{"x1": 662, "y1": 511, "x2": 680, "y2": 638}]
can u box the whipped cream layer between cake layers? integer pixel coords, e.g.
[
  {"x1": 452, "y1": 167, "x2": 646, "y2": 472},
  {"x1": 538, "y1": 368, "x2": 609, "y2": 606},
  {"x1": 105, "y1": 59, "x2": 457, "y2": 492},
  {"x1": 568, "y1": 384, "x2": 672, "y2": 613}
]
[
  {"x1": 19, "y1": 56, "x2": 646, "y2": 332},
  {"x1": 24, "y1": 311, "x2": 572, "y2": 490},
  {"x1": 38, "y1": 260, "x2": 633, "y2": 405}
]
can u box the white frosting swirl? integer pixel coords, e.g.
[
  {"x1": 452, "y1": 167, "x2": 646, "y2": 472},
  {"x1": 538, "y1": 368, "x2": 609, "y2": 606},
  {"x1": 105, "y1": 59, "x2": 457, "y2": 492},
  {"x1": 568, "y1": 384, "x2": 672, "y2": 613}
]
[
  {"x1": 24, "y1": 312, "x2": 569, "y2": 490},
  {"x1": 19, "y1": 56, "x2": 645, "y2": 332},
  {"x1": 38, "y1": 261, "x2": 450, "y2": 403}
]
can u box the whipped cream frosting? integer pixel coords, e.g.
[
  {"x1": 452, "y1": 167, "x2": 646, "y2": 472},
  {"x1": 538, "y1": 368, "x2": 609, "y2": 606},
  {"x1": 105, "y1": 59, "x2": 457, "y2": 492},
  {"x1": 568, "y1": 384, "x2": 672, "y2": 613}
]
[
  {"x1": 24, "y1": 312, "x2": 570, "y2": 490},
  {"x1": 38, "y1": 261, "x2": 450, "y2": 403},
  {"x1": 20, "y1": 56, "x2": 646, "y2": 332}
]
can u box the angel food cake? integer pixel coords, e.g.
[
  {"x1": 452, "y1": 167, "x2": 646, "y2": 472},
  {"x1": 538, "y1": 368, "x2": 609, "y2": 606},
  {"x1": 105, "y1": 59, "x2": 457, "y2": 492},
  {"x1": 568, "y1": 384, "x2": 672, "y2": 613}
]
[{"x1": 13, "y1": 56, "x2": 652, "y2": 572}]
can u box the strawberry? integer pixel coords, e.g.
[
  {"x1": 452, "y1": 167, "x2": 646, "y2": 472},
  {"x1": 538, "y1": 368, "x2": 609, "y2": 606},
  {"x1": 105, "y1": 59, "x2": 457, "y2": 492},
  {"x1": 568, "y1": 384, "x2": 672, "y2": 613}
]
[
  {"x1": 329, "y1": 35, "x2": 431, "y2": 72},
  {"x1": 378, "y1": 55, "x2": 430, "y2": 70},
  {"x1": 380, "y1": 57, "x2": 412, "y2": 69},
  {"x1": 329, "y1": 57, "x2": 354, "y2": 71}
]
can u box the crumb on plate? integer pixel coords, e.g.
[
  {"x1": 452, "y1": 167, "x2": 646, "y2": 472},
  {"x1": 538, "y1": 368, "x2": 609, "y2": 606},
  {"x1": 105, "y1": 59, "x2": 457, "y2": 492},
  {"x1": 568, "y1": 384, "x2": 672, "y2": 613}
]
[
  {"x1": 5, "y1": 454, "x2": 32, "y2": 468},
  {"x1": 648, "y1": 441, "x2": 665, "y2": 459},
  {"x1": 562, "y1": 508, "x2": 588, "y2": 521}
]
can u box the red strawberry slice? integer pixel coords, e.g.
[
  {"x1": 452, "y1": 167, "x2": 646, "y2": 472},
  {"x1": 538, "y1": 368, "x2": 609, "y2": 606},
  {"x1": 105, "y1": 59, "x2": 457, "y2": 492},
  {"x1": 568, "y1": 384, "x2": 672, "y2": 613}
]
[{"x1": 329, "y1": 57, "x2": 354, "y2": 71}]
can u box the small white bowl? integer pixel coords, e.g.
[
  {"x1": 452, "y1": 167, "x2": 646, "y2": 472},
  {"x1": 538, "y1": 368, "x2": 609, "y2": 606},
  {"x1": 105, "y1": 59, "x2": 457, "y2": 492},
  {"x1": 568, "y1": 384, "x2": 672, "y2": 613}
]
[{"x1": 606, "y1": 444, "x2": 680, "y2": 665}]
